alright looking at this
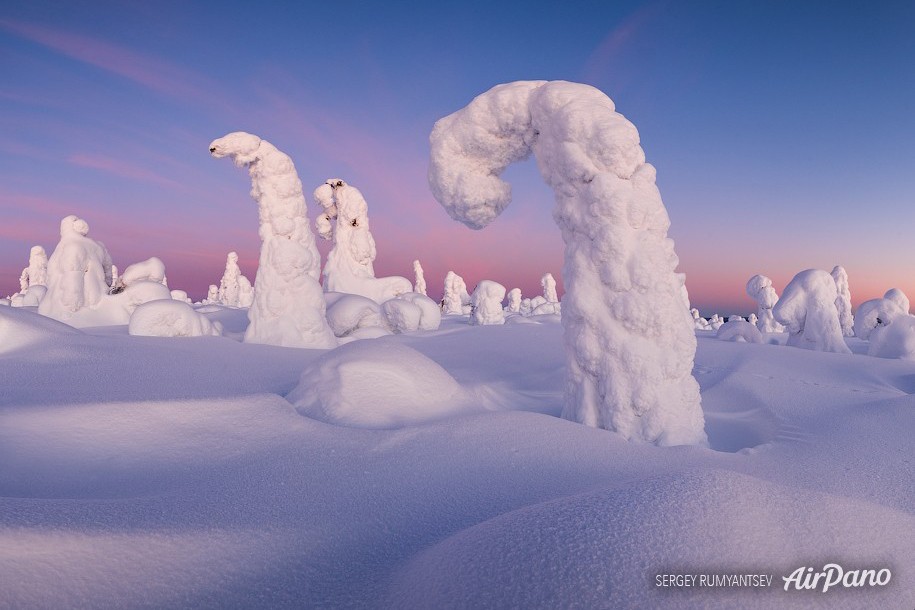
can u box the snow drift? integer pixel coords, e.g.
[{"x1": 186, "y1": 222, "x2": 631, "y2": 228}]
[{"x1": 428, "y1": 80, "x2": 705, "y2": 446}]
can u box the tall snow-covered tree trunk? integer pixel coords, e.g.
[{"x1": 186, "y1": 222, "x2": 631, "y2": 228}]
[{"x1": 428, "y1": 81, "x2": 706, "y2": 446}]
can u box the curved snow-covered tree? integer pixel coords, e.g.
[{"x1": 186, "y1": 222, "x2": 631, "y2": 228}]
[
  {"x1": 541, "y1": 272, "x2": 559, "y2": 303},
  {"x1": 428, "y1": 80, "x2": 706, "y2": 446},
  {"x1": 313, "y1": 178, "x2": 412, "y2": 303},
  {"x1": 746, "y1": 274, "x2": 784, "y2": 333},
  {"x1": 413, "y1": 260, "x2": 427, "y2": 296},
  {"x1": 830, "y1": 265, "x2": 854, "y2": 336},
  {"x1": 210, "y1": 132, "x2": 336, "y2": 348},
  {"x1": 442, "y1": 271, "x2": 471, "y2": 315},
  {"x1": 38, "y1": 215, "x2": 113, "y2": 321},
  {"x1": 773, "y1": 269, "x2": 850, "y2": 353},
  {"x1": 470, "y1": 280, "x2": 507, "y2": 325}
]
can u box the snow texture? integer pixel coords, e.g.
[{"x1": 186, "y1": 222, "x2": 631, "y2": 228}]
[
  {"x1": 470, "y1": 280, "x2": 507, "y2": 326},
  {"x1": 519, "y1": 298, "x2": 533, "y2": 317},
  {"x1": 505, "y1": 288, "x2": 522, "y2": 313},
  {"x1": 745, "y1": 274, "x2": 783, "y2": 333},
  {"x1": 428, "y1": 80, "x2": 705, "y2": 446},
  {"x1": 313, "y1": 178, "x2": 412, "y2": 303},
  {"x1": 831, "y1": 265, "x2": 854, "y2": 336},
  {"x1": 210, "y1": 132, "x2": 335, "y2": 348},
  {"x1": 37, "y1": 215, "x2": 114, "y2": 323},
  {"x1": 413, "y1": 260, "x2": 427, "y2": 296},
  {"x1": 773, "y1": 269, "x2": 851, "y2": 353},
  {"x1": 540, "y1": 272, "x2": 558, "y2": 303},
  {"x1": 129, "y1": 300, "x2": 223, "y2": 337},
  {"x1": 287, "y1": 339, "x2": 473, "y2": 428},
  {"x1": 442, "y1": 271, "x2": 471, "y2": 315},
  {"x1": 716, "y1": 319, "x2": 763, "y2": 343},
  {"x1": 853, "y1": 294, "x2": 908, "y2": 340},
  {"x1": 170, "y1": 290, "x2": 192, "y2": 304}
]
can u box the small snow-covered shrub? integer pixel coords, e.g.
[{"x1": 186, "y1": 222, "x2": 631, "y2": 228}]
[
  {"x1": 128, "y1": 300, "x2": 222, "y2": 337},
  {"x1": 117, "y1": 257, "x2": 166, "y2": 291},
  {"x1": 396, "y1": 292, "x2": 441, "y2": 331},
  {"x1": 716, "y1": 320, "x2": 763, "y2": 343},
  {"x1": 773, "y1": 269, "x2": 850, "y2": 353}
]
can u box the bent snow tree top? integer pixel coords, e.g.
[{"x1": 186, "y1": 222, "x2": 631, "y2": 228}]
[{"x1": 428, "y1": 80, "x2": 707, "y2": 446}]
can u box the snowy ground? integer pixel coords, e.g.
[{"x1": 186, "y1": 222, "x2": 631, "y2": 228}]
[{"x1": 1, "y1": 307, "x2": 912, "y2": 609}]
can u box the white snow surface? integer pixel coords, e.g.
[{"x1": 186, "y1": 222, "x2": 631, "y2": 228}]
[
  {"x1": 128, "y1": 300, "x2": 223, "y2": 338},
  {"x1": 428, "y1": 80, "x2": 705, "y2": 446},
  {"x1": 831, "y1": 265, "x2": 854, "y2": 336},
  {"x1": 210, "y1": 132, "x2": 336, "y2": 349},
  {"x1": 0, "y1": 309, "x2": 912, "y2": 608},
  {"x1": 773, "y1": 269, "x2": 851, "y2": 354}
]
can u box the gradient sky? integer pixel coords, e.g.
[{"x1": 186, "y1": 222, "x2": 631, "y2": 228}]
[{"x1": 2, "y1": 1, "x2": 914, "y2": 313}]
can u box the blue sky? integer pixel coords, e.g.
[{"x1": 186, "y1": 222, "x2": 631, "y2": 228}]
[{"x1": 2, "y1": 1, "x2": 914, "y2": 312}]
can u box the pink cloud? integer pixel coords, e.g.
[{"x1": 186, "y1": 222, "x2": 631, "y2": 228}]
[{"x1": 67, "y1": 153, "x2": 184, "y2": 189}]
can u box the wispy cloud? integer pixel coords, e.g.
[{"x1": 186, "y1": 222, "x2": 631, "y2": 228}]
[
  {"x1": 67, "y1": 153, "x2": 184, "y2": 189},
  {"x1": 581, "y1": 3, "x2": 665, "y2": 86}
]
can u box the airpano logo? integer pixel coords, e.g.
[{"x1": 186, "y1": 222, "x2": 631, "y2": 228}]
[{"x1": 782, "y1": 563, "x2": 892, "y2": 592}]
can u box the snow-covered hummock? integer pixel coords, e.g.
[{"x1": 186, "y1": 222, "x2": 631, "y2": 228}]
[
  {"x1": 381, "y1": 293, "x2": 442, "y2": 334},
  {"x1": 830, "y1": 265, "x2": 854, "y2": 336},
  {"x1": 0, "y1": 305, "x2": 79, "y2": 355},
  {"x1": 540, "y1": 272, "x2": 558, "y2": 303},
  {"x1": 690, "y1": 309, "x2": 711, "y2": 331},
  {"x1": 19, "y1": 245, "x2": 48, "y2": 291},
  {"x1": 216, "y1": 252, "x2": 254, "y2": 308},
  {"x1": 441, "y1": 271, "x2": 471, "y2": 315},
  {"x1": 10, "y1": 285, "x2": 47, "y2": 308},
  {"x1": 117, "y1": 257, "x2": 166, "y2": 290},
  {"x1": 428, "y1": 80, "x2": 706, "y2": 446},
  {"x1": 505, "y1": 288, "x2": 522, "y2": 313},
  {"x1": 209, "y1": 132, "x2": 335, "y2": 349},
  {"x1": 772, "y1": 269, "x2": 851, "y2": 353},
  {"x1": 716, "y1": 320, "x2": 763, "y2": 343},
  {"x1": 37, "y1": 216, "x2": 114, "y2": 323},
  {"x1": 313, "y1": 178, "x2": 411, "y2": 303},
  {"x1": 413, "y1": 260, "x2": 427, "y2": 296},
  {"x1": 868, "y1": 315, "x2": 915, "y2": 359},
  {"x1": 853, "y1": 291, "x2": 909, "y2": 340},
  {"x1": 745, "y1": 274, "x2": 783, "y2": 333},
  {"x1": 470, "y1": 280, "x2": 506, "y2": 326},
  {"x1": 128, "y1": 300, "x2": 222, "y2": 338}
]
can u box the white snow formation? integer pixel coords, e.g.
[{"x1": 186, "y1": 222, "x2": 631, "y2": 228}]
[
  {"x1": 288, "y1": 340, "x2": 473, "y2": 429},
  {"x1": 716, "y1": 320, "x2": 763, "y2": 343},
  {"x1": 10, "y1": 285, "x2": 47, "y2": 308},
  {"x1": 313, "y1": 178, "x2": 411, "y2": 303},
  {"x1": 748, "y1": 313, "x2": 758, "y2": 327},
  {"x1": 519, "y1": 298, "x2": 533, "y2": 317},
  {"x1": 217, "y1": 252, "x2": 254, "y2": 307},
  {"x1": 772, "y1": 269, "x2": 851, "y2": 354},
  {"x1": 19, "y1": 245, "x2": 48, "y2": 291},
  {"x1": 708, "y1": 314, "x2": 724, "y2": 331},
  {"x1": 117, "y1": 257, "x2": 166, "y2": 291},
  {"x1": 413, "y1": 260, "x2": 427, "y2": 296},
  {"x1": 395, "y1": 292, "x2": 441, "y2": 331},
  {"x1": 323, "y1": 292, "x2": 387, "y2": 339},
  {"x1": 691, "y1": 309, "x2": 711, "y2": 331},
  {"x1": 867, "y1": 315, "x2": 915, "y2": 360},
  {"x1": 505, "y1": 288, "x2": 522, "y2": 313},
  {"x1": 853, "y1": 294, "x2": 908, "y2": 340},
  {"x1": 442, "y1": 271, "x2": 471, "y2": 315},
  {"x1": 381, "y1": 293, "x2": 442, "y2": 334},
  {"x1": 470, "y1": 280, "x2": 507, "y2": 326},
  {"x1": 204, "y1": 284, "x2": 219, "y2": 305},
  {"x1": 170, "y1": 290, "x2": 192, "y2": 304},
  {"x1": 128, "y1": 300, "x2": 223, "y2": 338},
  {"x1": 727, "y1": 315, "x2": 744, "y2": 323},
  {"x1": 830, "y1": 266, "x2": 854, "y2": 336},
  {"x1": 541, "y1": 272, "x2": 558, "y2": 303},
  {"x1": 428, "y1": 80, "x2": 706, "y2": 446},
  {"x1": 745, "y1": 274, "x2": 783, "y2": 333},
  {"x1": 38, "y1": 215, "x2": 114, "y2": 323},
  {"x1": 210, "y1": 131, "x2": 336, "y2": 348},
  {"x1": 883, "y1": 287, "x2": 910, "y2": 314}
]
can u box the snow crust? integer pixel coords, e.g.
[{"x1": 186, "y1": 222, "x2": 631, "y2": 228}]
[
  {"x1": 773, "y1": 269, "x2": 851, "y2": 353},
  {"x1": 428, "y1": 80, "x2": 705, "y2": 446},
  {"x1": 210, "y1": 132, "x2": 335, "y2": 348}
]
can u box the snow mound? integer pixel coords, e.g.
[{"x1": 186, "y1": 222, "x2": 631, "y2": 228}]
[
  {"x1": 395, "y1": 292, "x2": 441, "y2": 331},
  {"x1": 716, "y1": 320, "x2": 763, "y2": 343},
  {"x1": 324, "y1": 292, "x2": 387, "y2": 338},
  {"x1": 0, "y1": 306, "x2": 79, "y2": 355},
  {"x1": 128, "y1": 300, "x2": 223, "y2": 338},
  {"x1": 287, "y1": 340, "x2": 473, "y2": 428},
  {"x1": 867, "y1": 315, "x2": 915, "y2": 360}
]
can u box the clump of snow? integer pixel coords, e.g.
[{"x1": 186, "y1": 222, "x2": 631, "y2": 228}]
[
  {"x1": 708, "y1": 314, "x2": 724, "y2": 331},
  {"x1": 287, "y1": 340, "x2": 473, "y2": 428},
  {"x1": 532, "y1": 301, "x2": 561, "y2": 316},
  {"x1": 883, "y1": 287, "x2": 909, "y2": 314},
  {"x1": 470, "y1": 280, "x2": 506, "y2": 326},
  {"x1": 37, "y1": 215, "x2": 114, "y2": 323},
  {"x1": 428, "y1": 80, "x2": 706, "y2": 446},
  {"x1": 396, "y1": 292, "x2": 441, "y2": 331},
  {"x1": 716, "y1": 320, "x2": 763, "y2": 343},
  {"x1": 727, "y1": 315, "x2": 744, "y2": 323},
  {"x1": 853, "y1": 292, "x2": 908, "y2": 340},
  {"x1": 867, "y1": 315, "x2": 915, "y2": 359},
  {"x1": 210, "y1": 132, "x2": 335, "y2": 348},
  {"x1": 745, "y1": 274, "x2": 784, "y2": 333},
  {"x1": 442, "y1": 271, "x2": 471, "y2": 315},
  {"x1": 10, "y1": 285, "x2": 47, "y2": 308},
  {"x1": 128, "y1": 300, "x2": 223, "y2": 338},
  {"x1": 690, "y1": 309, "x2": 711, "y2": 331},
  {"x1": 313, "y1": 178, "x2": 411, "y2": 303},
  {"x1": 19, "y1": 245, "x2": 48, "y2": 291},
  {"x1": 830, "y1": 265, "x2": 854, "y2": 336},
  {"x1": 380, "y1": 293, "x2": 441, "y2": 334},
  {"x1": 748, "y1": 313, "x2": 758, "y2": 326},
  {"x1": 0, "y1": 305, "x2": 79, "y2": 354},
  {"x1": 203, "y1": 285, "x2": 219, "y2": 305},
  {"x1": 519, "y1": 298, "x2": 533, "y2": 317},
  {"x1": 324, "y1": 292, "x2": 387, "y2": 339},
  {"x1": 772, "y1": 269, "x2": 850, "y2": 353},
  {"x1": 115, "y1": 257, "x2": 166, "y2": 291},
  {"x1": 170, "y1": 290, "x2": 192, "y2": 304},
  {"x1": 540, "y1": 272, "x2": 558, "y2": 303},
  {"x1": 505, "y1": 288, "x2": 522, "y2": 313},
  {"x1": 413, "y1": 260, "x2": 427, "y2": 296}
]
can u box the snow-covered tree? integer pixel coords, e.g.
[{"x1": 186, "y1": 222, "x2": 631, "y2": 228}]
[
  {"x1": 19, "y1": 246, "x2": 48, "y2": 291},
  {"x1": 505, "y1": 288, "x2": 522, "y2": 313},
  {"x1": 115, "y1": 257, "x2": 166, "y2": 292},
  {"x1": 691, "y1": 309, "x2": 711, "y2": 331},
  {"x1": 313, "y1": 178, "x2": 411, "y2": 303},
  {"x1": 746, "y1": 274, "x2": 783, "y2": 333},
  {"x1": 442, "y1": 271, "x2": 471, "y2": 315},
  {"x1": 428, "y1": 80, "x2": 706, "y2": 446},
  {"x1": 853, "y1": 292, "x2": 908, "y2": 340},
  {"x1": 470, "y1": 280, "x2": 506, "y2": 325},
  {"x1": 830, "y1": 265, "x2": 854, "y2": 336},
  {"x1": 883, "y1": 288, "x2": 909, "y2": 314},
  {"x1": 210, "y1": 132, "x2": 335, "y2": 348},
  {"x1": 541, "y1": 272, "x2": 558, "y2": 303},
  {"x1": 773, "y1": 269, "x2": 850, "y2": 353},
  {"x1": 216, "y1": 251, "x2": 254, "y2": 307},
  {"x1": 413, "y1": 260, "x2": 427, "y2": 296}
]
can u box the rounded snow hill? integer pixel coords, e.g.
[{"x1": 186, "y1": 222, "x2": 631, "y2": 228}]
[
  {"x1": 287, "y1": 339, "x2": 475, "y2": 428},
  {"x1": 0, "y1": 306, "x2": 79, "y2": 355}
]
